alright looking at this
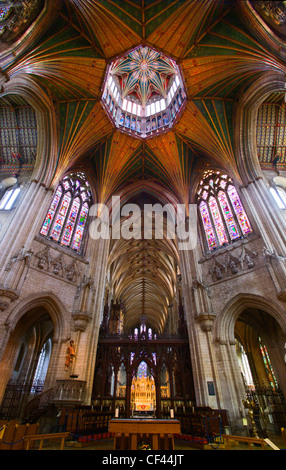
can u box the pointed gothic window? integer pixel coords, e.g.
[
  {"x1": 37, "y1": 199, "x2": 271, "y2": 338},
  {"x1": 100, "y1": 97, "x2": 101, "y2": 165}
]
[
  {"x1": 40, "y1": 172, "x2": 92, "y2": 253},
  {"x1": 259, "y1": 337, "x2": 278, "y2": 390},
  {"x1": 197, "y1": 170, "x2": 252, "y2": 251}
]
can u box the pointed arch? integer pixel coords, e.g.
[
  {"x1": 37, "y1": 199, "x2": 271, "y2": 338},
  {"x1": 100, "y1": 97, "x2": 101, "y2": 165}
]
[{"x1": 215, "y1": 293, "x2": 286, "y2": 346}]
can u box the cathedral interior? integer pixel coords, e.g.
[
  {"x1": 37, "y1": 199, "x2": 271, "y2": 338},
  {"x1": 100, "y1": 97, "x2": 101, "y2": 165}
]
[{"x1": 0, "y1": 0, "x2": 286, "y2": 451}]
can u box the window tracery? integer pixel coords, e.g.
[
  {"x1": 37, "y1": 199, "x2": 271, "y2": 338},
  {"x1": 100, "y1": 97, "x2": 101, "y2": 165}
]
[
  {"x1": 0, "y1": 98, "x2": 37, "y2": 174},
  {"x1": 40, "y1": 172, "x2": 92, "y2": 253},
  {"x1": 197, "y1": 170, "x2": 252, "y2": 251},
  {"x1": 259, "y1": 337, "x2": 278, "y2": 390},
  {"x1": 256, "y1": 98, "x2": 286, "y2": 167}
]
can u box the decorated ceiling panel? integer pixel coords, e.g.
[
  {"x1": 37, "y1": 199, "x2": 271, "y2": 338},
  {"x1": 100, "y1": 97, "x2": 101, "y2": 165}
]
[{"x1": 2, "y1": 0, "x2": 285, "y2": 188}]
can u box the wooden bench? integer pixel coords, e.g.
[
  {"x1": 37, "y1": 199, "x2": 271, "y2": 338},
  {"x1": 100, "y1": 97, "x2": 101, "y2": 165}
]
[
  {"x1": 222, "y1": 434, "x2": 267, "y2": 450},
  {"x1": 24, "y1": 432, "x2": 70, "y2": 450}
]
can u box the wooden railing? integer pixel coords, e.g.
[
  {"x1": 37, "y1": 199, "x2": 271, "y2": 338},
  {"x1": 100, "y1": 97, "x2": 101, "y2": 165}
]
[
  {"x1": 222, "y1": 434, "x2": 268, "y2": 450},
  {"x1": 24, "y1": 432, "x2": 70, "y2": 450},
  {"x1": 0, "y1": 420, "x2": 39, "y2": 450},
  {"x1": 0, "y1": 419, "x2": 71, "y2": 450}
]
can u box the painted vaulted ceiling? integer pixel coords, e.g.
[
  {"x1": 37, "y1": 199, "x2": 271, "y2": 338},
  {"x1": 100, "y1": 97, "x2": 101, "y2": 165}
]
[
  {"x1": 2, "y1": 0, "x2": 286, "y2": 203},
  {"x1": 1, "y1": 0, "x2": 286, "y2": 331}
]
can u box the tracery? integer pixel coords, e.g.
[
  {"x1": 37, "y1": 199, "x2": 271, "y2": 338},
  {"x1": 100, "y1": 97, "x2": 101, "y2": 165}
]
[
  {"x1": 197, "y1": 170, "x2": 252, "y2": 251},
  {"x1": 40, "y1": 172, "x2": 92, "y2": 253}
]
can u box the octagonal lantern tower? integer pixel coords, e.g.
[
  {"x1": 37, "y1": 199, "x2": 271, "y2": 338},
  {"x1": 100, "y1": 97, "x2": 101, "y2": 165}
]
[{"x1": 101, "y1": 45, "x2": 186, "y2": 139}]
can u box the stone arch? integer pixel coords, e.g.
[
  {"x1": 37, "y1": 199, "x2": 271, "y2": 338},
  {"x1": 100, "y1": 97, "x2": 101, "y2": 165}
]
[
  {"x1": 234, "y1": 71, "x2": 286, "y2": 183},
  {"x1": 3, "y1": 291, "x2": 68, "y2": 345},
  {"x1": 0, "y1": 291, "x2": 69, "y2": 406},
  {"x1": 1, "y1": 76, "x2": 59, "y2": 187},
  {"x1": 215, "y1": 292, "x2": 286, "y2": 346}
]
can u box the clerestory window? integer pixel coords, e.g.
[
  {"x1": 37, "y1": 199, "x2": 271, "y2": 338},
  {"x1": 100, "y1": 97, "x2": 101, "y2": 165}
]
[
  {"x1": 197, "y1": 170, "x2": 252, "y2": 251},
  {"x1": 40, "y1": 172, "x2": 92, "y2": 253}
]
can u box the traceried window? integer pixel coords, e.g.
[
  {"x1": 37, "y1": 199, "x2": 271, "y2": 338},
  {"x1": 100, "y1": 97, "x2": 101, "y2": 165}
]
[
  {"x1": 256, "y1": 96, "x2": 286, "y2": 168},
  {"x1": 235, "y1": 339, "x2": 254, "y2": 389},
  {"x1": 40, "y1": 172, "x2": 92, "y2": 253},
  {"x1": 0, "y1": 96, "x2": 37, "y2": 174},
  {"x1": 259, "y1": 337, "x2": 278, "y2": 390},
  {"x1": 197, "y1": 170, "x2": 252, "y2": 251},
  {"x1": 31, "y1": 338, "x2": 52, "y2": 393}
]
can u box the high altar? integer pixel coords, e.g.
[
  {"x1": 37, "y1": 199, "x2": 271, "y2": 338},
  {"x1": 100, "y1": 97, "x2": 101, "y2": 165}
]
[
  {"x1": 131, "y1": 376, "x2": 156, "y2": 412},
  {"x1": 109, "y1": 418, "x2": 181, "y2": 450}
]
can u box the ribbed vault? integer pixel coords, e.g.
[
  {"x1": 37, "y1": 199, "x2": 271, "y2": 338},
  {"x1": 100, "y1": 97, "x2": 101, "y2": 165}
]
[{"x1": 108, "y1": 205, "x2": 179, "y2": 333}]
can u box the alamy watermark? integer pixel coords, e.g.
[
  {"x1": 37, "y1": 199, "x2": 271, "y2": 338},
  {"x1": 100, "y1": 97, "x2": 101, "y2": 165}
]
[{"x1": 89, "y1": 196, "x2": 197, "y2": 250}]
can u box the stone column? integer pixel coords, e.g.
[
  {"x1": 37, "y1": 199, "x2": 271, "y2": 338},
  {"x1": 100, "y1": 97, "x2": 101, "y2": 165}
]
[
  {"x1": 179, "y1": 234, "x2": 219, "y2": 410},
  {"x1": 65, "y1": 224, "x2": 110, "y2": 405},
  {"x1": 213, "y1": 340, "x2": 247, "y2": 433},
  {"x1": 240, "y1": 178, "x2": 286, "y2": 301}
]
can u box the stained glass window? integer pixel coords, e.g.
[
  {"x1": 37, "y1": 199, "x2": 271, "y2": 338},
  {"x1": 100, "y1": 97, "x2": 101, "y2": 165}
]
[
  {"x1": 0, "y1": 6, "x2": 11, "y2": 36},
  {"x1": 218, "y1": 190, "x2": 240, "y2": 240},
  {"x1": 40, "y1": 173, "x2": 91, "y2": 252},
  {"x1": 199, "y1": 201, "x2": 217, "y2": 250},
  {"x1": 259, "y1": 337, "x2": 278, "y2": 390},
  {"x1": 256, "y1": 98, "x2": 286, "y2": 167},
  {"x1": 0, "y1": 99, "x2": 37, "y2": 173},
  {"x1": 197, "y1": 170, "x2": 252, "y2": 251},
  {"x1": 39, "y1": 185, "x2": 62, "y2": 236},
  {"x1": 228, "y1": 186, "x2": 252, "y2": 235},
  {"x1": 209, "y1": 196, "x2": 228, "y2": 245}
]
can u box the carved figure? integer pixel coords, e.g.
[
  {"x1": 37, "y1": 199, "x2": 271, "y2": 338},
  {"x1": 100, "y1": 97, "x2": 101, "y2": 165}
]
[{"x1": 65, "y1": 340, "x2": 76, "y2": 370}]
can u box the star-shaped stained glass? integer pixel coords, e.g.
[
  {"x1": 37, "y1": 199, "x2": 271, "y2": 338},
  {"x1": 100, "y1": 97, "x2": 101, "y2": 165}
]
[{"x1": 110, "y1": 46, "x2": 177, "y2": 106}]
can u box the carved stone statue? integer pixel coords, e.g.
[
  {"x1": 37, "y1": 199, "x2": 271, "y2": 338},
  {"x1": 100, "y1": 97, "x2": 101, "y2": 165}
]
[
  {"x1": 5, "y1": 246, "x2": 33, "y2": 271},
  {"x1": 262, "y1": 246, "x2": 286, "y2": 263},
  {"x1": 229, "y1": 259, "x2": 238, "y2": 274},
  {"x1": 65, "y1": 340, "x2": 76, "y2": 370}
]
